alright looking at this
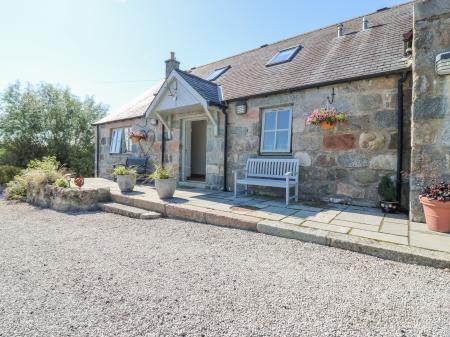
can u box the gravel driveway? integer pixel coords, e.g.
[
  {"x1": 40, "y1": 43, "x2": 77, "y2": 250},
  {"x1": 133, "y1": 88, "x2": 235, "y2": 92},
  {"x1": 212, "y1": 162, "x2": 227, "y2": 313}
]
[{"x1": 0, "y1": 201, "x2": 449, "y2": 337}]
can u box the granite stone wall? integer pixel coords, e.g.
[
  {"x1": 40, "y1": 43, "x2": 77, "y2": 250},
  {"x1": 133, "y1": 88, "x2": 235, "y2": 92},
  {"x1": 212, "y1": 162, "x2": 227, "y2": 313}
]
[
  {"x1": 96, "y1": 119, "x2": 161, "y2": 178},
  {"x1": 162, "y1": 110, "x2": 225, "y2": 189},
  {"x1": 410, "y1": 0, "x2": 450, "y2": 221},
  {"x1": 227, "y1": 75, "x2": 412, "y2": 207}
]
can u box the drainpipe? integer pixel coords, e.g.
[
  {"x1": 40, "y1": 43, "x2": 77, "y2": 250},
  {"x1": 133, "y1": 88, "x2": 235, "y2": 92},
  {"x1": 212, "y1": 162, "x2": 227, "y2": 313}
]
[
  {"x1": 96, "y1": 125, "x2": 100, "y2": 177},
  {"x1": 222, "y1": 106, "x2": 228, "y2": 191},
  {"x1": 396, "y1": 72, "x2": 407, "y2": 207},
  {"x1": 161, "y1": 124, "x2": 165, "y2": 168}
]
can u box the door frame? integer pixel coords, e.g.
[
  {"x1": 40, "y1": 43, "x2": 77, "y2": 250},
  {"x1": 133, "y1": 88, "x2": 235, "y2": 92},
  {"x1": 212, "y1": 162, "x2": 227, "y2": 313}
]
[{"x1": 181, "y1": 117, "x2": 208, "y2": 182}]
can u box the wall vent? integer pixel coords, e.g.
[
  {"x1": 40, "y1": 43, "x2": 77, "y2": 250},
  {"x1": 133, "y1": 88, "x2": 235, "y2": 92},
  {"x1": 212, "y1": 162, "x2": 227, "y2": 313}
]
[{"x1": 436, "y1": 51, "x2": 450, "y2": 75}]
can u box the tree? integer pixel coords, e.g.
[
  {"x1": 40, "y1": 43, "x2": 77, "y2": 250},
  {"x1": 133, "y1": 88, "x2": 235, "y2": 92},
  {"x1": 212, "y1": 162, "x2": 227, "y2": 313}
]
[{"x1": 0, "y1": 82, "x2": 107, "y2": 176}]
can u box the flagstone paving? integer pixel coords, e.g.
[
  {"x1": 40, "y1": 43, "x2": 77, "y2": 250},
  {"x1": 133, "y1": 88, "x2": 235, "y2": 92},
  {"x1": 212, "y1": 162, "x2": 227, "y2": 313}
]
[{"x1": 84, "y1": 178, "x2": 450, "y2": 267}]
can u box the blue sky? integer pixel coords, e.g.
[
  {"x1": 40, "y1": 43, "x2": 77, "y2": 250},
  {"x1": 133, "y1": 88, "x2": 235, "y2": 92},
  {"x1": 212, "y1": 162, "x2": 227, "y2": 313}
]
[{"x1": 0, "y1": 0, "x2": 402, "y2": 114}]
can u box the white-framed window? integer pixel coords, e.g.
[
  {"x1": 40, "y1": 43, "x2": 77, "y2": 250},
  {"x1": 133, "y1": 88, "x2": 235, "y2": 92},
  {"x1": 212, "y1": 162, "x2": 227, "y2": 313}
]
[
  {"x1": 110, "y1": 127, "x2": 133, "y2": 154},
  {"x1": 260, "y1": 107, "x2": 292, "y2": 153}
]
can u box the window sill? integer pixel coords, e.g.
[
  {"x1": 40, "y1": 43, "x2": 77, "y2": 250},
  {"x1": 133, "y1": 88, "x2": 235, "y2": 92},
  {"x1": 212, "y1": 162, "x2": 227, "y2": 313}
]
[{"x1": 258, "y1": 152, "x2": 293, "y2": 157}]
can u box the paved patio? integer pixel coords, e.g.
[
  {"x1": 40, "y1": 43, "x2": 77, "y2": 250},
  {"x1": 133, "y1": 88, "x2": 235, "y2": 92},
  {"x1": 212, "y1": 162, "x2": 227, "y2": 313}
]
[{"x1": 85, "y1": 178, "x2": 450, "y2": 268}]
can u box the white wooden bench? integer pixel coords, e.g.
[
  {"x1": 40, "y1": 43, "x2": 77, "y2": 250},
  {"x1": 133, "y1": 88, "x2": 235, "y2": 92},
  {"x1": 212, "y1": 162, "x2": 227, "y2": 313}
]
[{"x1": 233, "y1": 158, "x2": 300, "y2": 205}]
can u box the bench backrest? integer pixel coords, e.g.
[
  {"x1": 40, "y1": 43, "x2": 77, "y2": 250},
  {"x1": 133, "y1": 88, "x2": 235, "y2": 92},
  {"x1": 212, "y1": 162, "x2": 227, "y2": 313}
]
[
  {"x1": 125, "y1": 157, "x2": 148, "y2": 174},
  {"x1": 245, "y1": 158, "x2": 299, "y2": 180}
]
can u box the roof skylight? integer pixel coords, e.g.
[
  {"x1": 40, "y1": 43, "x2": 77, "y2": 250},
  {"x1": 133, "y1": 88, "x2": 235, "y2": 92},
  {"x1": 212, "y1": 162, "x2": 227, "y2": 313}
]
[
  {"x1": 266, "y1": 46, "x2": 301, "y2": 66},
  {"x1": 205, "y1": 66, "x2": 230, "y2": 81}
]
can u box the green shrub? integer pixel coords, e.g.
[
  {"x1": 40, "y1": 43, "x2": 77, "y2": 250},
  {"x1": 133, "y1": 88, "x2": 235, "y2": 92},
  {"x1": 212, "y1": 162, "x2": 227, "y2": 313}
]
[
  {"x1": 113, "y1": 166, "x2": 136, "y2": 176},
  {"x1": 5, "y1": 175, "x2": 27, "y2": 200},
  {"x1": 148, "y1": 165, "x2": 172, "y2": 180},
  {"x1": 5, "y1": 157, "x2": 67, "y2": 200},
  {"x1": 53, "y1": 177, "x2": 69, "y2": 188},
  {"x1": 0, "y1": 165, "x2": 22, "y2": 186},
  {"x1": 378, "y1": 176, "x2": 396, "y2": 202},
  {"x1": 27, "y1": 156, "x2": 63, "y2": 183}
]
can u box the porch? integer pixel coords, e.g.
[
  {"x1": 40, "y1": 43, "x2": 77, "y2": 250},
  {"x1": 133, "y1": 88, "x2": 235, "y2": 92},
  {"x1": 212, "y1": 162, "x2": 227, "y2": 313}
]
[{"x1": 85, "y1": 178, "x2": 450, "y2": 268}]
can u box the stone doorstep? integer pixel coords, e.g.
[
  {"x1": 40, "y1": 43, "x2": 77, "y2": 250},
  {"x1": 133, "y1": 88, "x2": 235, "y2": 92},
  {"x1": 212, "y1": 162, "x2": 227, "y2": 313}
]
[
  {"x1": 111, "y1": 192, "x2": 166, "y2": 213},
  {"x1": 111, "y1": 192, "x2": 259, "y2": 232},
  {"x1": 257, "y1": 220, "x2": 450, "y2": 269},
  {"x1": 98, "y1": 202, "x2": 160, "y2": 220}
]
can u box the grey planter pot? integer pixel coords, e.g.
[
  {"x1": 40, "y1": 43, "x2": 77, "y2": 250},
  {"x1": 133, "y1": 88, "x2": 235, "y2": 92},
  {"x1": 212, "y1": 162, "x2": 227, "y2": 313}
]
[
  {"x1": 155, "y1": 178, "x2": 177, "y2": 199},
  {"x1": 116, "y1": 174, "x2": 136, "y2": 192}
]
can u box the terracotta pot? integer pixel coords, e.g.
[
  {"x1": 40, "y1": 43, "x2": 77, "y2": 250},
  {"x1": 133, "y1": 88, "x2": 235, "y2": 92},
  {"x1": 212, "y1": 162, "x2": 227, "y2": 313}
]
[
  {"x1": 129, "y1": 135, "x2": 144, "y2": 143},
  {"x1": 320, "y1": 121, "x2": 335, "y2": 130},
  {"x1": 420, "y1": 197, "x2": 450, "y2": 233}
]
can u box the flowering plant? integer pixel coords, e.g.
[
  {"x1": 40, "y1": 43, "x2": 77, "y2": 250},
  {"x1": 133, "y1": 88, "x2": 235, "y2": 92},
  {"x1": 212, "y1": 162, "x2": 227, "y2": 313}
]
[
  {"x1": 306, "y1": 107, "x2": 348, "y2": 126},
  {"x1": 420, "y1": 181, "x2": 450, "y2": 202}
]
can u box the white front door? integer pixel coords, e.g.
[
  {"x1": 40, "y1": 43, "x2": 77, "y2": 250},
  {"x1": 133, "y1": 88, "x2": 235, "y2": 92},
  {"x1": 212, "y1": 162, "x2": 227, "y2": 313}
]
[{"x1": 182, "y1": 120, "x2": 192, "y2": 180}]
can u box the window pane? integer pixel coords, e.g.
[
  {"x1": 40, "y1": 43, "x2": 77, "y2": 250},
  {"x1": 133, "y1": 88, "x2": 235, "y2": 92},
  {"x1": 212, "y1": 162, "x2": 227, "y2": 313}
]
[
  {"x1": 264, "y1": 111, "x2": 276, "y2": 130},
  {"x1": 277, "y1": 110, "x2": 290, "y2": 129},
  {"x1": 110, "y1": 129, "x2": 118, "y2": 153},
  {"x1": 206, "y1": 66, "x2": 230, "y2": 81},
  {"x1": 267, "y1": 46, "x2": 299, "y2": 65},
  {"x1": 262, "y1": 131, "x2": 275, "y2": 151},
  {"x1": 276, "y1": 131, "x2": 289, "y2": 151}
]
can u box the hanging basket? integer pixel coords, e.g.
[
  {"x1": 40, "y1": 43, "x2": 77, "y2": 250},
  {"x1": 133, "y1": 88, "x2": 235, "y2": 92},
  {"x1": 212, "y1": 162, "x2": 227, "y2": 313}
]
[
  {"x1": 306, "y1": 107, "x2": 349, "y2": 130},
  {"x1": 129, "y1": 131, "x2": 147, "y2": 143},
  {"x1": 320, "y1": 121, "x2": 336, "y2": 130}
]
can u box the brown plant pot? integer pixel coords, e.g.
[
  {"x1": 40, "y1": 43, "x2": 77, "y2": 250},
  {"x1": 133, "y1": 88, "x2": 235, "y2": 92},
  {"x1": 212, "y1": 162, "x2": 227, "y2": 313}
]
[
  {"x1": 320, "y1": 121, "x2": 335, "y2": 130},
  {"x1": 420, "y1": 197, "x2": 450, "y2": 233}
]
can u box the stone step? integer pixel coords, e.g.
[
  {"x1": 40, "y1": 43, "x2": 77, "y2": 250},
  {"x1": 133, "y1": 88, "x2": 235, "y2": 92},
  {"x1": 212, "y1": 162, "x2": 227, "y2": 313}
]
[{"x1": 98, "y1": 202, "x2": 161, "y2": 220}]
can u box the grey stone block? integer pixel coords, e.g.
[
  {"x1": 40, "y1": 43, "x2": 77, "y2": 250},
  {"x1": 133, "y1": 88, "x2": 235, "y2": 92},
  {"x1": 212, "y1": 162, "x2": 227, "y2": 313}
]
[
  {"x1": 374, "y1": 110, "x2": 397, "y2": 129},
  {"x1": 337, "y1": 153, "x2": 369, "y2": 168},
  {"x1": 413, "y1": 96, "x2": 448, "y2": 120}
]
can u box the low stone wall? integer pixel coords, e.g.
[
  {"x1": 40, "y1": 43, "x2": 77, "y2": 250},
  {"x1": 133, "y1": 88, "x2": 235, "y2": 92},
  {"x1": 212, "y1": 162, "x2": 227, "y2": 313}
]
[{"x1": 27, "y1": 184, "x2": 111, "y2": 212}]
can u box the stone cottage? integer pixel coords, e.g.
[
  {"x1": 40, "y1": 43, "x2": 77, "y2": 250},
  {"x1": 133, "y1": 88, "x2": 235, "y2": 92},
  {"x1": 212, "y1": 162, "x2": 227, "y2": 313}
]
[{"x1": 94, "y1": 0, "x2": 450, "y2": 221}]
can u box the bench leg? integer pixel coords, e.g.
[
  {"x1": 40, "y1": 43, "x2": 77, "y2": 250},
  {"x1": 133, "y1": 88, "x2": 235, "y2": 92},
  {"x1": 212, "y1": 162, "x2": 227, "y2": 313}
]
[
  {"x1": 295, "y1": 183, "x2": 299, "y2": 202},
  {"x1": 234, "y1": 172, "x2": 237, "y2": 199},
  {"x1": 285, "y1": 179, "x2": 290, "y2": 206},
  {"x1": 245, "y1": 184, "x2": 248, "y2": 196}
]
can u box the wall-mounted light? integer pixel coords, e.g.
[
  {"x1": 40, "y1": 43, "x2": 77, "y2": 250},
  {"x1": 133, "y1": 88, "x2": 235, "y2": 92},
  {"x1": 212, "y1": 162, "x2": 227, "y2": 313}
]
[
  {"x1": 235, "y1": 101, "x2": 247, "y2": 115},
  {"x1": 149, "y1": 118, "x2": 158, "y2": 126},
  {"x1": 436, "y1": 51, "x2": 450, "y2": 75}
]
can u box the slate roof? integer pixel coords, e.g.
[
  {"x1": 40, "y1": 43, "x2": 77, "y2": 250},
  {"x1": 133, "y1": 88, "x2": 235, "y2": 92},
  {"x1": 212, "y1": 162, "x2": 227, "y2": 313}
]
[
  {"x1": 175, "y1": 69, "x2": 223, "y2": 106},
  {"x1": 93, "y1": 80, "x2": 163, "y2": 125},
  {"x1": 189, "y1": 2, "x2": 413, "y2": 101},
  {"x1": 96, "y1": 2, "x2": 413, "y2": 125}
]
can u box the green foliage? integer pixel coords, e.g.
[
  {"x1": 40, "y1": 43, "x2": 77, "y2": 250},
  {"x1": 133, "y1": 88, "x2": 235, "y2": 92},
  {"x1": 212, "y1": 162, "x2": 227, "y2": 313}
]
[
  {"x1": 5, "y1": 157, "x2": 65, "y2": 200},
  {"x1": 0, "y1": 165, "x2": 22, "y2": 185},
  {"x1": 5, "y1": 175, "x2": 27, "y2": 200},
  {"x1": 148, "y1": 165, "x2": 172, "y2": 180},
  {"x1": 53, "y1": 177, "x2": 69, "y2": 188},
  {"x1": 0, "y1": 81, "x2": 107, "y2": 176},
  {"x1": 113, "y1": 165, "x2": 136, "y2": 176},
  {"x1": 378, "y1": 176, "x2": 396, "y2": 202}
]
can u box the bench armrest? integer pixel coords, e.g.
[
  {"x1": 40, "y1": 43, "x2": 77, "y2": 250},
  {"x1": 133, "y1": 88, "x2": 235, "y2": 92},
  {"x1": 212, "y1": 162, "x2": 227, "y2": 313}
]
[{"x1": 283, "y1": 171, "x2": 293, "y2": 177}]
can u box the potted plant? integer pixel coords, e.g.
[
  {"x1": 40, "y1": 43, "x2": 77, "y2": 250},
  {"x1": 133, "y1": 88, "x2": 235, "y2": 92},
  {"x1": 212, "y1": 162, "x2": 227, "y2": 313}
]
[
  {"x1": 113, "y1": 166, "x2": 136, "y2": 192},
  {"x1": 148, "y1": 165, "x2": 176, "y2": 199},
  {"x1": 306, "y1": 107, "x2": 349, "y2": 130},
  {"x1": 378, "y1": 176, "x2": 399, "y2": 213},
  {"x1": 420, "y1": 181, "x2": 450, "y2": 232}
]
